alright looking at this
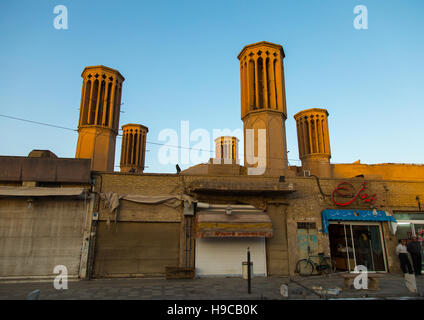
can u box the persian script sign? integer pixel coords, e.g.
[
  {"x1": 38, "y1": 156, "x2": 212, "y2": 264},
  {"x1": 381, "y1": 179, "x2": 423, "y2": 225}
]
[{"x1": 331, "y1": 181, "x2": 376, "y2": 206}]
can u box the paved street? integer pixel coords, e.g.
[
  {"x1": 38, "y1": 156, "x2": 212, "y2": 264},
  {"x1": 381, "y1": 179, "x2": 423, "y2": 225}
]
[{"x1": 0, "y1": 273, "x2": 423, "y2": 300}]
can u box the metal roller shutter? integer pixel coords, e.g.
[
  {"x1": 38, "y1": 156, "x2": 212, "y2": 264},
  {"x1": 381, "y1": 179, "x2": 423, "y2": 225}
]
[
  {"x1": 93, "y1": 221, "x2": 180, "y2": 277},
  {"x1": 195, "y1": 237, "x2": 267, "y2": 277},
  {"x1": 0, "y1": 198, "x2": 86, "y2": 279}
]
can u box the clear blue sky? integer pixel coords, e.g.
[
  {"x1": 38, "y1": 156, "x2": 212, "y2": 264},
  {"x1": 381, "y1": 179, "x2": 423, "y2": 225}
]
[{"x1": 0, "y1": 0, "x2": 423, "y2": 173}]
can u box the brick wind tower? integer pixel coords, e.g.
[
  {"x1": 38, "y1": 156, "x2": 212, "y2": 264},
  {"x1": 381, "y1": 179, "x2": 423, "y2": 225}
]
[
  {"x1": 238, "y1": 41, "x2": 288, "y2": 176},
  {"x1": 294, "y1": 108, "x2": 331, "y2": 177},
  {"x1": 214, "y1": 136, "x2": 239, "y2": 164},
  {"x1": 75, "y1": 66, "x2": 125, "y2": 172},
  {"x1": 120, "y1": 124, "x2": 148, "y2": 173}
]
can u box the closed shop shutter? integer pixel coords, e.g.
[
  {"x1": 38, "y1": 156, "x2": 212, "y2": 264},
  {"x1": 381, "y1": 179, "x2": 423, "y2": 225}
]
[
  {"x1": 0, "y1": 199, "x2": 86, "y2": 278},
  {"x1": 195, "y1": 237, "x2": 267, "y2": 276},
  {"x1": 93, "y1": 221, "x2": 180, "y2": 277}
]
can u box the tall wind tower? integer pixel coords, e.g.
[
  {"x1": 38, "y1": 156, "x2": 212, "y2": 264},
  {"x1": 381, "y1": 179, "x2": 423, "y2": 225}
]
[
  {"x1": 75, "y1": 65, "x2": 124, "y2": 172},
  {"x1": 294, "y1": 108, "x2": 331, "y2": 177},
  {"x1": 238, "y1": 41, "x2": 288, "y2": 176}
]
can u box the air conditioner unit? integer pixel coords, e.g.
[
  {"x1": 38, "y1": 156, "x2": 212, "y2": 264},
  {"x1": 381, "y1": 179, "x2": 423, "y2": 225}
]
[{"x1": 303, "y1": 170, "x2": 311, "y2": 177}]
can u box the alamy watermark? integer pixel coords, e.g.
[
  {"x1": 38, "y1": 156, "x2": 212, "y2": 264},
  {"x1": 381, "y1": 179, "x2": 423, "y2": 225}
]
[
  {"x1": 353, "y1": 265, "x2": 368, "y2": 289},
  {"x1": 157, "y1": 121, "x2": 267, "y2": 175},
  {"x1": 354, "y1": 5, "x2": 368, "y2": 30},
  {"x1": 53, "y1": 5, "x2": 68, "y2": 30},
  {"x1": 52, "y1": 4, "x2": 367, "y2": 31},
  {"x1": 53, "y1": 265, "x2": 68, "y2": 290}
]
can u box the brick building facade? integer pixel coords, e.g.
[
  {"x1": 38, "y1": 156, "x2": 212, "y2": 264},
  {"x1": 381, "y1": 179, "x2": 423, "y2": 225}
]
[{"x1": 1, "y1": 41, "x2": 423, "y2": 280}]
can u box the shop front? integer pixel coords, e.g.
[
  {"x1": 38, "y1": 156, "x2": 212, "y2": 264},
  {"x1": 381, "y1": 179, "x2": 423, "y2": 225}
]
[
  {"x1": 393, "y1": 212, "x2": 424, "y2": 273},
  {"x1": 194, "y1": 203, "x2": 273, "y2": 277},
  {"x1": 322, "y1": 209, "x2": 396, "y2": 272}
]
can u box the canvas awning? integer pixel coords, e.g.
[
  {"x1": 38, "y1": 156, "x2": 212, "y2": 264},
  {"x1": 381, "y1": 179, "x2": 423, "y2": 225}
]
[
  {"x1": 195, "y1": 211, "x2": 273, "y2": 238},
  {"x1": 0, "y1": 186, "x2": 87, "y2": 197},
  {"x1": 321, "y1": 209, "x2": 397, "y2": 234},
  {"x1": 99, "y1": 192, "x2": 195, "y2": 213}
]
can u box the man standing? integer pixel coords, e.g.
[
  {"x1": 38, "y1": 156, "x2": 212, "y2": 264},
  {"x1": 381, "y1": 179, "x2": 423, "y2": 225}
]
[
  {"x1": 396, "y1": 239, "x2": 413, "y2": 274},
  {"x1": 407, "y1": 236, "x2": 422, "y2": 276}
]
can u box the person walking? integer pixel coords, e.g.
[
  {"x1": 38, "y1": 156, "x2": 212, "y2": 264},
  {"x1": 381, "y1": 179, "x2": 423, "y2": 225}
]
[
  {"x1": 407, "y1": 236, "x2": 422, "y2": 276},
  {"x1": 396, "y1": 239, "x2": 413, "y2": 274}
]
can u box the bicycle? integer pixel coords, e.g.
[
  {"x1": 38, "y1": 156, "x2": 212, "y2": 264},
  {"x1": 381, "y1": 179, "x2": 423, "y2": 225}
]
[{"x1": 295, "y1": 252, "x2": 337, "y2": 276}]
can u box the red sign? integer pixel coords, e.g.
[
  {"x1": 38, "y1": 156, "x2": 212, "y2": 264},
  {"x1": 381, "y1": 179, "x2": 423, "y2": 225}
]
[{"x1": 331, "y1": 181, "x2": 377, "y2": 206}]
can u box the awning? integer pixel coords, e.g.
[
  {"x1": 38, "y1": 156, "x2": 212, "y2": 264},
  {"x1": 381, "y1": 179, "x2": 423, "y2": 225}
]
[
  {"x1": 0, "y1": 186, "x2": 87, "y2": 197},
  {"x1": 188, "y1": 179, "x2": 295, "y2": 195},
  {"x1": 321, "y1": 209, "x2": 397, "y2": 234},
  {"x1": 99, "y1": 192, "x2": 195, "y2": 213},
  {"x1": 195, "y1": 211, "x2": 273, "y2": 238}
]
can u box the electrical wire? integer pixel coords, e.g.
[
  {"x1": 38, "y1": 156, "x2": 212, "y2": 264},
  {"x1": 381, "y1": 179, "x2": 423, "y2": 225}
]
[
  {"x1": 0, "y1": 113, "x2": 303, "y2": 162},
  {"x1": 0, "y1": 114, "x2": 77, "y2": 132}
]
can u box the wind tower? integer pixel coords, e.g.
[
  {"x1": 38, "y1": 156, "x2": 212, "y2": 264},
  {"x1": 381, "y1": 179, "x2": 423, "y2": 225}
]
[
  {"x1": 75, "y1": 65, "x2": 124, "y2": 172},
  {"x1": 294, "y1": 108, "x2": 331, "y2": 177},
  {"x1": 120, "y1": 123, "x2": 148, "y2": 173},
  {"x1": 238, "y1": 41, "x2": 288, "y2": 176},
  {"x1": 214, "y1": 136, "x2": 239, "y2": 164}
]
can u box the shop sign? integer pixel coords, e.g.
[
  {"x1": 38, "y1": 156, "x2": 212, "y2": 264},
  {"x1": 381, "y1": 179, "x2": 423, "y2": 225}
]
[{"x1": 331, "y1": 181, "x2": 377, "y2": 206}]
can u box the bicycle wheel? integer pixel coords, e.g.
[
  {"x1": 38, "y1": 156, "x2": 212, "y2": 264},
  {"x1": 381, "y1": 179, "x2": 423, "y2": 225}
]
[
  {"x1": 322, "y1": 257, "x2": 337, "y2": 274},
  {"x1": 296, "y1": 259, "x2": 314, "y2": 276}
]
